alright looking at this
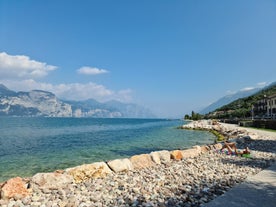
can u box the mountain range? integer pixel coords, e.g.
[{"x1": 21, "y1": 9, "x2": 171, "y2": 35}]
[
  {"x1": 2, "y1": 82, "x2": 274, "y2": 118},
  {"x1": 205, "y1": 81, "x2": 276, "y2": 119},
  {"x1": 0, "y1": 84, "x2": 155, "y2": 118},
  {"x1": 200, "y1": 88, "x2": 262, "y2": 114}
]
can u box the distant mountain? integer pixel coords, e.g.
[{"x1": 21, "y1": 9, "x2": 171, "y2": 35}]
[
  {"x1": 206, "y1": 81, "x2": 276, "y2": 119},
  {"x1": 0, "y1": 84, "x2": 155, "y2": 118},
  {"x1": 104, "y1": 100, "x2": 155, "y2": 118},
  {"x1": 63, "y1": 99, "x2": 155, "y2": 118},
  {"x1": 0, "y1": 87, "x2": 72, "y2": 117},
  {"x1": 200, "y1": 88, "x2": 261, "y2": 114},
  {"x1": 0, "y1": 84, "x2": 17, "y2": 96}
]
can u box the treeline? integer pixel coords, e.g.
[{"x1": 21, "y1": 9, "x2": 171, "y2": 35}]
[{"x1": 184, "y1": 111, "x2": 203, "y2": 120}]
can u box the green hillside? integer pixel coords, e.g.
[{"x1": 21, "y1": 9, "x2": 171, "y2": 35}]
[{"x1": 206, "y1": 82, "x2": 276, "y2": 119}]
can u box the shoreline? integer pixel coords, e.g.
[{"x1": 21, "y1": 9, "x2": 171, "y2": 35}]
[
  {"x1": 0, "y1": 118, "x2": 212, "y2": 183},
  {"x1": 1, "y1": 120, "x2": 276, "y2": 206}
]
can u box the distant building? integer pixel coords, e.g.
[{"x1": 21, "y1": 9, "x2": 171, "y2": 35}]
[
  {"x1": 254, "y1": 93, "x2": 276, "y2": 119},
  {"x1": 254, "y1": 96, "x2": 267, "y2": 117},
  {"x1": 267, "y1": 94, "x2": 276, "y2": 119}
]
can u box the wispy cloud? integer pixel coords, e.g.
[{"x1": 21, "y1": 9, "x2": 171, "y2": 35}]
[
  {"x1": 227, "y1": 82, "x2": 269, "y2": 94},
  {"x1": 257, "y1": 82, "x2": 268, "y2": 87},
  {"x1": 0, "y1": 52, "x2": 57, "y2": 79},
  {"x1": 77, "y1": 66, "x2": 109, "y2": 75},
  {"x1": 240, "y1": 87, "x2": 254, "y2": 91}
]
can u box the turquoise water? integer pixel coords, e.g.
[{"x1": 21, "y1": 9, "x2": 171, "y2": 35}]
[{"x1": 0, "y1": 117, "x2": 216, "y2": 182}]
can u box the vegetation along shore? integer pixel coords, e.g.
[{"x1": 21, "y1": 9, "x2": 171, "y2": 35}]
[{"x1": 0, "y1": 120, "x2": 275, "y2": 207}]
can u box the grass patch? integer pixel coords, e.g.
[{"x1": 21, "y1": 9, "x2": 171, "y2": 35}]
[
  {"x1": 179, "y1": 126, "x2": 225, "y2": 142},
  {"x1": 210, "y1": 130, "x2": 225, "y2": 141}
]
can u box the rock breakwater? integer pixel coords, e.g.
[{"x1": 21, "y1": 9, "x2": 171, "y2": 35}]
[{"x1": 0, "y1": 120, "x2": 275, "y2": 207}]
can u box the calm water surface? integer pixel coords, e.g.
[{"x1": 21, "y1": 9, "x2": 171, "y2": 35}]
[{"x1": 0, "y1": 117, "x2": 216, "y2": 181}]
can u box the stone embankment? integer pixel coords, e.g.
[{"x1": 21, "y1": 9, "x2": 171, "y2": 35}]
[
  {"x1": 181, "y1": 120, "x2": 252, "y2": 140},
  {"x1": 0, "y1": 120, "x2": 275, "y2": 207}
]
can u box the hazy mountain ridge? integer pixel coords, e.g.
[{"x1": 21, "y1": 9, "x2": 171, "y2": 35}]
[
  {"x1": 63, "y1": 99, "x2": 155, "y2": 118},
  {"x1": 205, "y1": 81, "x2": 276, "y2": 119},
  {"x1": 0, "y1": 84, "x2": 155, "y2": 118},
  {"x1": 200, "y1": 88, "x2": 262, "y2": 114}
]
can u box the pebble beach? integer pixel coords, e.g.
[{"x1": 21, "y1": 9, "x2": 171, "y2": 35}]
[{"x1": 1, "y1": 120, "x2": 276, "y2": 207}]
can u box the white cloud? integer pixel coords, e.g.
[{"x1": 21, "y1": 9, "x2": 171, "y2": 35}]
[
  {"x1": 240, "y1": 87, "x2": 254, "y2": 92},
  {"x1": 257, "y1": 82, "x2": 268, "y2": 87},
  {"x1": 77, "y1": 66, "x2": 109, "y2": 75},
  {"x1": 0, "y1": 52, "x2": 57, "y2": 79},
  {"x1": 226, "y1": 82, "x2": 269, "y2": 95},
  {"x1": 241, "y1": 82, "x2": 269, "y2": 92},
  {"x1": 0, "y1": 52, "x2": 132, "y2": 103},
  {"x1": 54, "y1": 82, "x2": 113, "y2": 101},
  {"x1": 1, "y1": 79, "x2": 133, "y2": 103}
]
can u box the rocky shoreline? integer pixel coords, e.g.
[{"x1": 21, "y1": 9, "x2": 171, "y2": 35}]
[{"x1": 1, "y1": 120, "x2": 276, "y2": 207}]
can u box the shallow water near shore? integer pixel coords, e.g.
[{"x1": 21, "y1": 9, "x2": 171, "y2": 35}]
[{"x1": 0, "y1": 117, "x2": 216, "y2": 182}]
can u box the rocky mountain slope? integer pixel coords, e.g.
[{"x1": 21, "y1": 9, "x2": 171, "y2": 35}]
[
  {"x1": 0, "y1": 84, "x2": 154, "y2": 118},
  {"x1": 0, "y1": 84, "x2": 72, "y2": 117}
]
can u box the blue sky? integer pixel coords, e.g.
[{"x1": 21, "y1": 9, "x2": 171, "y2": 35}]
[{"x1": 0, "y1": 0, "x2": 276, "y2": 117}]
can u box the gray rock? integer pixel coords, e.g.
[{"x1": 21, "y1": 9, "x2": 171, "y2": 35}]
[
  {"x1": 107, "y1": 158, "x2": 133, "y2": 172},
  {"x1": 31, "y1": 172, "x2": 74, "y2": 189}
]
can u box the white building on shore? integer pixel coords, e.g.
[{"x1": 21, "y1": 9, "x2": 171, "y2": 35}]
[
  {"x1": 267, "y1": 94, "x2": 276, "y2": 119},
  {"x1": 254, "y1": 93, "x2": 276, "y2": 119}
]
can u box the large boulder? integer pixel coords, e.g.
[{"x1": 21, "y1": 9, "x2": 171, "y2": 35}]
[
  {"x1": 66, "y1": 162, "x2": 112, "y2": 183},
  {"x1": 1, "y1": 177, "x2": 30, "y2": 200},
  {"x1": 107, "y1": 158, "x2": 133, "y2": 172},
  {"x1": 170, "y1": 150, "x2": 183, "y2": 160},
  {"x1": 32, "y1": 172, "x2": 74, "y2": 189},
  {"x1": 150, "y1": 151, "x2": 161, "y2": 164},
  {"x1": 181, "y1": 147, "x2": 201, "y2": 159},
  {"x1": 157, "y1": 150, "x2": 171, "y2": 163},
  {"x1": 150, "y1": 150, "x2": 171, "y2": 164},
  {"x1": 130, "y1": 154, "x2": 155, "y2": 169}
]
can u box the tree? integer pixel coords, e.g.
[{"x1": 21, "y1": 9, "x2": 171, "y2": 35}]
[
  {"x1": 191, "y1": 111, "x2": 203, "y2": 120},
  {"x1": 184, "y1": 114, "x2": 190, "y2": 120}
]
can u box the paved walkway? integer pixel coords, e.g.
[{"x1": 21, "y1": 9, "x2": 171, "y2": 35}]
[{"x1": 203, "y1": 162, "x2": 276, "y2": 207}]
